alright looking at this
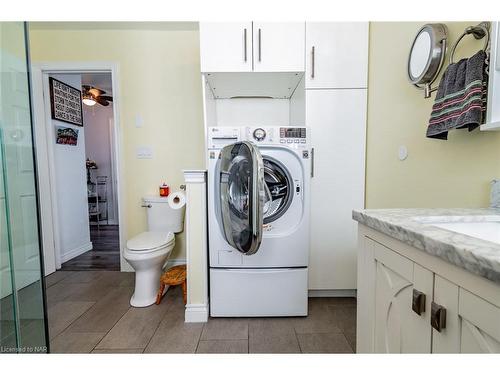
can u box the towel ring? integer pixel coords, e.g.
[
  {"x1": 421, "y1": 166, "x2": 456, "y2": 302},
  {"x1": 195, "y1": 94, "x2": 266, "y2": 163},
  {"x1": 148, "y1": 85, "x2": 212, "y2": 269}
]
[{"x1": 449, "y1": 22, "x2": 490, "y2": 64}]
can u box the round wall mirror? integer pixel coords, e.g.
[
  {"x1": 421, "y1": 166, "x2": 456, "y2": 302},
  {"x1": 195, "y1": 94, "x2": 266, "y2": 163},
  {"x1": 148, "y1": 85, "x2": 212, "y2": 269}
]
[{"x1": 407, "y1": 23, "x2": 448, "y2": 98}]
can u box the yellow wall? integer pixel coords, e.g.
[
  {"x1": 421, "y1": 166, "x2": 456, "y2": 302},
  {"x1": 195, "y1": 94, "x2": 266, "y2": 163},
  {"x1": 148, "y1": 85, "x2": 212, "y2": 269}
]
[
  {"x1": 366, "y1": 22, "x2": 500, "y2": 209},
  {"x1": 29, "y1": 22, "x2": 205, "y2": 261}
]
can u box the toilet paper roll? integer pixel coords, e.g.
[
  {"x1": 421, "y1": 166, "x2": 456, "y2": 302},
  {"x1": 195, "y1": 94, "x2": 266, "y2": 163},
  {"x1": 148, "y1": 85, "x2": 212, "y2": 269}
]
[{"x1": 167, "y1": 190, "x2": 186, "y2": 210}]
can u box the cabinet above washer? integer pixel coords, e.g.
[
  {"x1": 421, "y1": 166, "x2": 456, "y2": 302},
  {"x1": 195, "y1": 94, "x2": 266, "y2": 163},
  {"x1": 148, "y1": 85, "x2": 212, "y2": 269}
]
[{"x1": 200, "y1": 22, "x2": 305, "y2": 73}]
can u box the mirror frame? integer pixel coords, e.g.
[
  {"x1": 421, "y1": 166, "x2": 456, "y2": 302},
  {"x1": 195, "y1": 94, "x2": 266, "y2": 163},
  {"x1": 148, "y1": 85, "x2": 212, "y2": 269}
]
[{"x1": 407, "y1": 23, "x2": 448, "y2": 98}]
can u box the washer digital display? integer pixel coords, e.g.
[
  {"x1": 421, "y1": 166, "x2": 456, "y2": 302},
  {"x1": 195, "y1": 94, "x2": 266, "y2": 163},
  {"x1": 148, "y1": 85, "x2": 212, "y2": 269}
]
[{"x1": 280, "y1": 127, "x2": 306, "y2": 138}]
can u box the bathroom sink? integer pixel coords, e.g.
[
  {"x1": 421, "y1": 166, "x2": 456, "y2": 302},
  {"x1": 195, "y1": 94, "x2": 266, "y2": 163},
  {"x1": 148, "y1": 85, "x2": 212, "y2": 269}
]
[{"x1": 413, "y1": 216, "x2": 500, "y2": 245}]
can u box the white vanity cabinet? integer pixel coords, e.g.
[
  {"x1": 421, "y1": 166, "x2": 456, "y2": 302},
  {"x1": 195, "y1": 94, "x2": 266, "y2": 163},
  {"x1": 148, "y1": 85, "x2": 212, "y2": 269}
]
[
  {"x1": 305, "y1": 22, "x2": 369, "y2": 89},
  {"x1": 199, "y1": 22, "x2": 305, "y2": 72},
  {"x1": 357, "y1": 225, "x2": 500, "y2": 353}
]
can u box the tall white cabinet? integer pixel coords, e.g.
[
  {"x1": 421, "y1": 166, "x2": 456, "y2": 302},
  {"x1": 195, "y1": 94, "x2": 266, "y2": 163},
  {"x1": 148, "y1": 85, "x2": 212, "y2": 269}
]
[{"x1": 306, "y1": 22, "x2": 369, "y2": 292}]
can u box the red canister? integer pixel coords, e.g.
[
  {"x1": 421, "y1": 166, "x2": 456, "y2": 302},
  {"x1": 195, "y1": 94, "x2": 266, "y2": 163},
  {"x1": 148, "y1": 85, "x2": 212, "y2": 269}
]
[{"x1": 159, "y1": 183, "x2": 170, "y2": 197}]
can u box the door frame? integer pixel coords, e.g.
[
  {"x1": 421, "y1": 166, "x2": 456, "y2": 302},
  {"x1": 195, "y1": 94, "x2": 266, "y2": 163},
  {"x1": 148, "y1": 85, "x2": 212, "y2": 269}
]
[{"x1": 31, "y1": 61, "x2": 127, "y2": 273}]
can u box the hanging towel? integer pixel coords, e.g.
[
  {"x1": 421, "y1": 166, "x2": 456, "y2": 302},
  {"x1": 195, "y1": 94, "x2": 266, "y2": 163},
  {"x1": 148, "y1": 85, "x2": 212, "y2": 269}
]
[{"x1": 426, "y1": 50, "x2": 488, "y2": 140}]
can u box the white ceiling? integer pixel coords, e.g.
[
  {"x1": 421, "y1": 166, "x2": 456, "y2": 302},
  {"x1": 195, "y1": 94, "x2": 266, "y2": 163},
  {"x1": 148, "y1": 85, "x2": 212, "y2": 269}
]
[{"x1": 81, "y1": 72, "x2": 113, "y2": 94}]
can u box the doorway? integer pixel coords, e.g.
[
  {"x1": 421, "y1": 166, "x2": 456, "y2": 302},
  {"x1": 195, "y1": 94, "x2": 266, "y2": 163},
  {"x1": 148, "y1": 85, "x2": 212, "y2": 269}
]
[
  {"x1": 62, "y1": 72, "x2": 119, "y2": 271},
  {"x1": 31, "y1": 63, "x2": 125, "y2": 275}
]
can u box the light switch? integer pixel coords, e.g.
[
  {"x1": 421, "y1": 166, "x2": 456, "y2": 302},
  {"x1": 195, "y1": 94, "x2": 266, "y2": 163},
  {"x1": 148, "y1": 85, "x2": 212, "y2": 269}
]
[
  {"x1": 135, "y1": 114, "x2": 143, "y2": 128},
  {"x1": 136, "y1": 146, "x2": 153, "y2": 159}
]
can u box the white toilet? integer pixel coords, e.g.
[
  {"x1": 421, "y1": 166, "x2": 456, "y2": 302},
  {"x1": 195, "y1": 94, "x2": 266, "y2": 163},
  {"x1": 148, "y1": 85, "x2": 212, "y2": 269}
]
[{"x1": 124, "y1": 196, "x2": 185, "y2": 307}]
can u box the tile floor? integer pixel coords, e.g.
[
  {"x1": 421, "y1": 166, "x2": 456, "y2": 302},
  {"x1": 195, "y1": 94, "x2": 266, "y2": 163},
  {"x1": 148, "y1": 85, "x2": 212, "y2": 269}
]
[{"x1": 46, "y1": 270, "x2": 357, "y2": 354}]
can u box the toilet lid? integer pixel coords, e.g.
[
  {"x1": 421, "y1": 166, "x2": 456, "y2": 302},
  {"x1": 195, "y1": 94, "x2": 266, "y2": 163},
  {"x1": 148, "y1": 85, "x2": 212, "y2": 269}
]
[{"x1": 127, "y1": 231, "x2": 174, "y2": 252}]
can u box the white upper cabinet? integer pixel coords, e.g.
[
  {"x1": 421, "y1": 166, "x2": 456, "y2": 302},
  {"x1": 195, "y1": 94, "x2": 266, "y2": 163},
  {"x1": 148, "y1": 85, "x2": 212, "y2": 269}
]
[
  {"x1": 200, "y1": 22, "x2": 305, "y2": 73},
  {"x1": 252, "y1": 22, "x2": 305, "y2": 72},
  {"x1": 305, "y1": 22, "x2": 369, "y2": 88},
  {"x1": 200, "y1": 22, "x2": 253, "y2": 72}
]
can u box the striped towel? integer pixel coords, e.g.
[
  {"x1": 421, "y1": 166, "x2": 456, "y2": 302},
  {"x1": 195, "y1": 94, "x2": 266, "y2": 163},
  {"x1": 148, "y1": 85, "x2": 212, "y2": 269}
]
[{"x1": 427, "y1": 50, "x2": 488, "y2": 140}]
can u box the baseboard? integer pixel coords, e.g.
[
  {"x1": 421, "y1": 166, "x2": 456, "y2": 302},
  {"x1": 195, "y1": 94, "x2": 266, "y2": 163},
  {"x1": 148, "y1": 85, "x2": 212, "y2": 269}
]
[
  {"x1": 308, "y1": 289, "x2": 357, "y2": 298},
  {"x1": 185, "y1": 303, "x2": 209, "y2": 323},
  {"x1": 61, "y1": 242, "x2": 93, "y2": 263},
  {"x1": 165, "y1": 258, "x2": 186, "y2": 268},
  {"x1": 90, "y1": 220, "x2": 118, "y2": 226}
]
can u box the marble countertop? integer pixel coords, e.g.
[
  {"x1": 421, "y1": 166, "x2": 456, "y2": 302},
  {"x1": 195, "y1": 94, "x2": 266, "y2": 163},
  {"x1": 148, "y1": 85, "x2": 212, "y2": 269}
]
[{"x1": 352, "y1": 208, "x2": 500, "y2": 284}]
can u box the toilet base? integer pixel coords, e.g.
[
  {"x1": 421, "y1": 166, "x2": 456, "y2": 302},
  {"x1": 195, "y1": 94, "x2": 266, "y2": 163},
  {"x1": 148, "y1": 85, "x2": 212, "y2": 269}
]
[{"x1": 130, "y1": 267, "x2": 166, "y2": 308}]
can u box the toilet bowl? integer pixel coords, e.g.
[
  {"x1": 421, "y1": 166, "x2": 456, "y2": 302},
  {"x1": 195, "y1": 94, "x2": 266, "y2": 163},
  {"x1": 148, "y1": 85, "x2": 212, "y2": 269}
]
[{"x1": 124, "y1": 231, "x2": 175, "y2": 307}]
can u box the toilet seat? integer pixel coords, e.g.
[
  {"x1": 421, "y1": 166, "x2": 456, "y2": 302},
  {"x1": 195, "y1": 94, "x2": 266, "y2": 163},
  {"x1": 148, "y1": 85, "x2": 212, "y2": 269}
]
[{"x1": 127, "y1": 231, "x2": 175, "y2": 254}]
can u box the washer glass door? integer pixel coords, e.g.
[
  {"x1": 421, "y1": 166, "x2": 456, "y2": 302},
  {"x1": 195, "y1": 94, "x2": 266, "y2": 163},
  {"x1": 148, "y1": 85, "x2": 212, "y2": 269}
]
[{"x1": 219, "y1": 141, "x2": 266, "y2": 255}]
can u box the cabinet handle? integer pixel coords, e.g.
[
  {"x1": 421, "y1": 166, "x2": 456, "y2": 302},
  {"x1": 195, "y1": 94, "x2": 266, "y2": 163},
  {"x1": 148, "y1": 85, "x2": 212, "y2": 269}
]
[
  {"x1": 258, "y1": 28, "x2": 262, "y2": 62},
  {"x1": 431, "y1": 302, "x2": 446, "y2": 332},
  {"x1": 311, "y1": 147, "x2": 315, "y2": 178},
  {"x1": 311, "y1": 46, "x2": 315, "y2": 78},
  {"x1": 244, "y1": 28, "x2": 247, "y2": 62},
  {"x1": 412, "y1": 289, "x2": 426, "y2": 316}
]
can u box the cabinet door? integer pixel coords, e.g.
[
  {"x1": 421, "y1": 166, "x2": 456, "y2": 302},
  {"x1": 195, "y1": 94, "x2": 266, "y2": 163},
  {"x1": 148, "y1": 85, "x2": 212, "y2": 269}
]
[
  {"x1": 252, "y1": 22, "x2": 305, "y2": 72},
  {"x1": 458, "y1": 289, "x2": 500, "y2": 353},
  {"x1": 305, "y1": 22, "x2": 369, "y2": 88},
  {"x1": 372, "y1": 242, "x2": 433, "y2": 353},
  {"x1": 307, "y1": 89, "x2": 366, "y2": 290},
  {"x1": 199, "y1": 22, "x2": 252, "y2": 72}
]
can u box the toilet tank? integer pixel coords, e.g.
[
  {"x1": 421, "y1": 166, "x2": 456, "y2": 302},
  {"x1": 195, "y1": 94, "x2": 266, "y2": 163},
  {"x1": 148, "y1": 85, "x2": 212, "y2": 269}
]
[{"x1": 143, "y1": 196, "x2": 185, "y2": 233}]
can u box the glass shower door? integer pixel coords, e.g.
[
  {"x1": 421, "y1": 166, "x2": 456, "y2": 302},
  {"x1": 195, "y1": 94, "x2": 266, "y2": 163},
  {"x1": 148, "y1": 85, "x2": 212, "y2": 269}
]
[{"x1": 0, "y1": 22, "x2": 48, "y2": 353}]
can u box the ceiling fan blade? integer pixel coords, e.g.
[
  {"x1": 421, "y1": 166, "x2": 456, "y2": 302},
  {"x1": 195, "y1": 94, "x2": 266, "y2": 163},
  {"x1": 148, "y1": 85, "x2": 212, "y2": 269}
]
[
  {"x1": 95, "y1": 96, "x2": 109, "y2": 106},
  {"x1": 100, "y1": 95, "x2": 113, "y2": 101},
  {"x1": 89, "y1": 87, "x2": 106, "y2": 96}
]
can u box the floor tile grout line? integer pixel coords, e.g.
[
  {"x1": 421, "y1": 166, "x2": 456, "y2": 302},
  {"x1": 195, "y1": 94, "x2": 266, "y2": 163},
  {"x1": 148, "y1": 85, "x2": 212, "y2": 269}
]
[
  {"x1": 193, "y1": 323, "x2": 205, "y2": 354},
  {"x1": 48, "y1": 300, "x2": 97, "y2": 343},
  {"x1": 142, "y1": 303, "x2": 175, "y2": 353},
  {"x1": 90, "y1": 305, "x2": 134, "y2": 351}
]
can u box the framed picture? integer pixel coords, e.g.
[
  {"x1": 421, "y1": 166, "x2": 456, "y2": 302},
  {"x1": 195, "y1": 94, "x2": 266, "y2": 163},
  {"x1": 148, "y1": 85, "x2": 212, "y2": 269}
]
[
  {"x1": 55, "y1": 126, "x2": 79, "y2": 146},
  {"x1": 49, "y1": 77, "x2": 83, "y2": 126}
]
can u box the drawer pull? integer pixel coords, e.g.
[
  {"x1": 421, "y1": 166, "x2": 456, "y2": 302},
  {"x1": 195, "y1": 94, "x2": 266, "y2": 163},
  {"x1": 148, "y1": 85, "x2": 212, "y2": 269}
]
[
  {"x1": 412, "y1": 289, "x2": 426, "y2": 316},
  {"x1": 431, "y1": 301, "x2": 446, "y2": 332}
]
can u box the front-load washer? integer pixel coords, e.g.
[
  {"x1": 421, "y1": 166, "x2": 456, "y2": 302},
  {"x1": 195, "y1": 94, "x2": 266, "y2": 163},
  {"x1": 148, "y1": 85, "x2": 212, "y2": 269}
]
[{"x1": 207, "y1": 126, "x2": 311, "y2": 317}]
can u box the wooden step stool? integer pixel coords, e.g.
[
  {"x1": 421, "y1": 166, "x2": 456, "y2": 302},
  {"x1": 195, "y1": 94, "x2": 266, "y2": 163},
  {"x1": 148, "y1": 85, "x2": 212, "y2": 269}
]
[{"x1": 156, "y1": 264, "x2": 187, "y2": 305}]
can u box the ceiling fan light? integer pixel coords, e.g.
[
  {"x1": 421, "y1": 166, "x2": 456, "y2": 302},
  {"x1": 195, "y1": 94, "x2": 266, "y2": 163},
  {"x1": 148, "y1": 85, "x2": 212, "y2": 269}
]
[{"x1": 82, "y1": 96, "x2": 96, "y2": 106}]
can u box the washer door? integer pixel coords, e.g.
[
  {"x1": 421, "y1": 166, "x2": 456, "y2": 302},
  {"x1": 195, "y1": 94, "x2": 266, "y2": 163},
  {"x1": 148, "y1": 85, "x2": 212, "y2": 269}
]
[{"x1": 219, "y1": 141, "x2": 266, "y2": 255}]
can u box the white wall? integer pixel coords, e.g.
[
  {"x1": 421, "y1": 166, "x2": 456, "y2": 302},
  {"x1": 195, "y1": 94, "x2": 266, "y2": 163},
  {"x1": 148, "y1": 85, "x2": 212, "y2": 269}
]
[
  {"x1": 83, "y1": 102, "x2": 118, "y2": 224},
  {"x1": 51, "y1": 73, "x2": 92, "y2": 262}
]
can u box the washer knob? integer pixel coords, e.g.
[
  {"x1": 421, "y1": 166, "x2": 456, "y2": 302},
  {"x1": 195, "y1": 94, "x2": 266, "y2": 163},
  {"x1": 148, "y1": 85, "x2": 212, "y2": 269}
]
[{"x1": 253, "y1": 128, "x2": 266, "y2": 141}]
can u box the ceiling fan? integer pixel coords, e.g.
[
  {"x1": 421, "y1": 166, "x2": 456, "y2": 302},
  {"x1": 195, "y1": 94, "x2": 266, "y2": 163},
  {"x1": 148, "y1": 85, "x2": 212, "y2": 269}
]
[{"x1": 82, "y1": 85, "x2": 113, "y2": 107}]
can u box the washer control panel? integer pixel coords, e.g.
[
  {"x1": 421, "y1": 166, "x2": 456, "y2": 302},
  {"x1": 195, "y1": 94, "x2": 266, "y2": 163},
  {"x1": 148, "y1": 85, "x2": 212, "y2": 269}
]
[
  {"x1": 244, "y1": 126, "x2": 309, "y2": 148},
  {"x1": 208, "y1": 126, "x2": 309, "y2": 149}
]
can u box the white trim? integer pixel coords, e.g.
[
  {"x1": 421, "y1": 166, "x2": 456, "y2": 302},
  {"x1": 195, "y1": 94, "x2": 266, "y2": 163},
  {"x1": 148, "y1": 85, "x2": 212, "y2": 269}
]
[
  {"x1": 60, "y1": 242, "x2": 93, "y2": 263},
  {"x1": 31, "y1": 61, "x2": 126, "y2": 273},
  {"x1": 183, "y1": 170, "x2": 207, "y2": 184},
  {"x1": 184, "y1": 303, "x2": 209, "y2": 323},
  {"x1": 165, "y1": 258, "x2": 186, "y2": 268},
  {"x1": 308, "y1": 289, "x2": 357, "y2": 298}
]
